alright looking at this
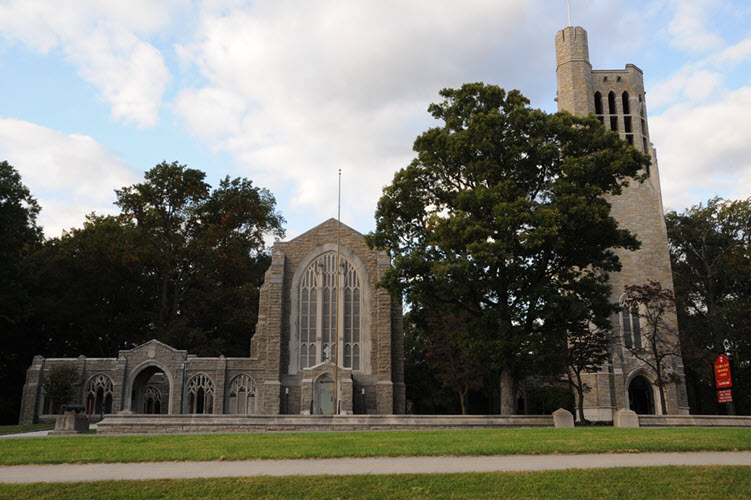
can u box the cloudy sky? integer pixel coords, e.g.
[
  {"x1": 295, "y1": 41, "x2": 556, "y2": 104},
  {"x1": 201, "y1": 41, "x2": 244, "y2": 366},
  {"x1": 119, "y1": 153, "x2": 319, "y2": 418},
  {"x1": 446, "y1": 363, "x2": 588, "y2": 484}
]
[{"x1": 1, "y1": 0, "x2": 750, "y2": 240}]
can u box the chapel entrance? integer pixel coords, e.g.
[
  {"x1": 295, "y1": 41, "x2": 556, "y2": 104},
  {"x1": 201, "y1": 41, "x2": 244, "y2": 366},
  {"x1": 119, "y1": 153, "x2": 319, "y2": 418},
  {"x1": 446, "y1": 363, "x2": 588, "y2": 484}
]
[
  {"x1": 628, "y1": 375, "x2": 655, "y2": 415},
  {"x1": 316, "y1": 374, "x2": 335, "y2": 415},
  {"x1": 130, "y1": 366, "x2": 169, "y2": 414}
]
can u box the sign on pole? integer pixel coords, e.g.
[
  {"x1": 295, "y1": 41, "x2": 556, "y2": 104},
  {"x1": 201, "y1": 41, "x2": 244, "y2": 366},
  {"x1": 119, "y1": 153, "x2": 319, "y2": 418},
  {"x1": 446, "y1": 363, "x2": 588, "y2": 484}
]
[
  {"x1": 718, "y1": 389, "x2": 733, "y2": 403},
  {"x1": 714, "y1": 354, "x2": 732, "y2": 389}
]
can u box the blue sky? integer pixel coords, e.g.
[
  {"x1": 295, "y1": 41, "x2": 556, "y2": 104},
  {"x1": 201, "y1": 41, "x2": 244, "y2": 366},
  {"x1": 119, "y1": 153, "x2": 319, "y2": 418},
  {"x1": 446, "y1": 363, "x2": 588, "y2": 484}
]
[{"x1": 1, "y1": 0, "x2": 750, "y2": 240}]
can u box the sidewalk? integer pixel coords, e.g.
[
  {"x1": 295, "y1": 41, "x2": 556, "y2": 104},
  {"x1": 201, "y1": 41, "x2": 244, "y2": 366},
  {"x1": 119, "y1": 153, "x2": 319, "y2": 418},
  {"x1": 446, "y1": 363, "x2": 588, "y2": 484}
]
[{"x1": 1, "y1": 452, "x2": 750, "y2": 483}]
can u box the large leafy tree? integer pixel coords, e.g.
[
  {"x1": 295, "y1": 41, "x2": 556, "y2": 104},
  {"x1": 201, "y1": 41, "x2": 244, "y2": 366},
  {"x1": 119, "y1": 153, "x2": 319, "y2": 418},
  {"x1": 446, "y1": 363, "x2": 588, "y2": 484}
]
[
  {"x1": 666, "y1": 197, "x2": 751, "y2": 414},
  {"x1": 114, "y1": 162, "x2": 285, "y2": 353},
  {"x1": 368, "y1": 84, "x2": 648, "y2": 414},
  {"x1": 0, "y1": 161, "x2": 43, "y2": 423}
]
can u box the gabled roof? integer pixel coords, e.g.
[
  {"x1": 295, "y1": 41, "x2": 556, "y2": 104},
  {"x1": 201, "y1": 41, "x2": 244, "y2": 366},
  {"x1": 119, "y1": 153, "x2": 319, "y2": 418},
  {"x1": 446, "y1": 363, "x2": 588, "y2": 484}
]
[{"x1": 280, "y1": 218, "x2": 364, "y2": 245}]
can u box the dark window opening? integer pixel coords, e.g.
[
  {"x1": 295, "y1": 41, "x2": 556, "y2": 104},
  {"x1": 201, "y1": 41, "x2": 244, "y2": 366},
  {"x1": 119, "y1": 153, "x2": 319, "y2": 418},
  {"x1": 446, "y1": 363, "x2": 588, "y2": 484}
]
[
  {"x1": 624, "y1": 116, "x2": 632, "y2": 133},
  {"x1": 643, "y1": 137, "x2": 648, "y2": 152},
  {"x1": 594, "y1": 91, "x2": 603, "y2": 114},
  {"x1": 621, "y1": 92, "x2": 630, "y2": 115},
  {"x1": 610, "y1": 116, "x2": 618, "y2": 131},
  {"x1": 598, "y1": 116, "x2": 604, "y2": 125},
  {"x1": 626, "y1": 134, "x2": 634, "y2": 145},
  {"x1": 608, "y1": 91, "x2": 616, "y2": 114},
  {"x1": 641, "y1": 118, "x2": 646, "y2": 132}
]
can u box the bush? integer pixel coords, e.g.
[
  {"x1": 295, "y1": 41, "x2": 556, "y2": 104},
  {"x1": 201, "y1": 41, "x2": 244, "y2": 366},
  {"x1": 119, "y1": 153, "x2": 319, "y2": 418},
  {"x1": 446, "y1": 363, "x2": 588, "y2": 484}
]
[{"x1": 41, "y1": 366, "x2": 80, "y2": 414}]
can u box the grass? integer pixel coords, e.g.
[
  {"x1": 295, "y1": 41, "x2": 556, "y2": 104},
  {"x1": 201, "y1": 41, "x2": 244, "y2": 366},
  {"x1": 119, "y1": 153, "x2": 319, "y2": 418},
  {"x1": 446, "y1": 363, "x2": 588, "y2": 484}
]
[
  {"x1": 0, "y1": 424, "x2": 54, "y2": 436},
  {"x1": 0, "y1": 427, "x2": 750, "y2": 465},
  {"x1": 0, "y1": 466, "x2": 749, "y2": 499}
]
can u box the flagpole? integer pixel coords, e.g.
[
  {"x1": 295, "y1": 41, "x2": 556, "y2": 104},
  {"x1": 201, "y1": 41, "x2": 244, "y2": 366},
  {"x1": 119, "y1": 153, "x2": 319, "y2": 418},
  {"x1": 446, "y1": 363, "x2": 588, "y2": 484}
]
[
  {"x1": 567, "y1": 0, "x2": 572, "y2": 26},
  {"x1": 334, "y1": 169, "x2": 341, "y2": 415}
]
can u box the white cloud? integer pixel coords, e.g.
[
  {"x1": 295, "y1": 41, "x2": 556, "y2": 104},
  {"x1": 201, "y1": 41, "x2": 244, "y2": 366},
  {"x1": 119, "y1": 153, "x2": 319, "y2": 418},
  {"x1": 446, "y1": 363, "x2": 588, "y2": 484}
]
[
  {"x1": 0, "y1": 1, "x2": 182, "y2": 127},
  {"x1": 173, "y1": 0, "x2": 639, "y2": 226},
  {"x1": 666, "y1": 0, "x2": 724, "y2": 53},
  {"x1": 0, "y1": 118, "x2": 140, "y2": 237},
  {"x1": 651, "y1": 86, "x2": 751, "y2": 212}
]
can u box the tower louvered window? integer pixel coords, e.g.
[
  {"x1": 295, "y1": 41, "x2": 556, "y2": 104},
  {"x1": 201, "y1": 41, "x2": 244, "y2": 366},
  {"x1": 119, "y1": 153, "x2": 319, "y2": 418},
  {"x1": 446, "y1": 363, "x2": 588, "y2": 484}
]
[{"x1": 299, "y1": 252, "x2": 363, "y2": 370}]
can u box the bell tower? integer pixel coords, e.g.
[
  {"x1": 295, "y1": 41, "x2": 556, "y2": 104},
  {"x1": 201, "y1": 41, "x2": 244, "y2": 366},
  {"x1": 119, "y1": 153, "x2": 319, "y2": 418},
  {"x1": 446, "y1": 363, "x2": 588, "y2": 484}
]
[{"x1": 554, "y1": 26, "x2": 690, "y2": 420}]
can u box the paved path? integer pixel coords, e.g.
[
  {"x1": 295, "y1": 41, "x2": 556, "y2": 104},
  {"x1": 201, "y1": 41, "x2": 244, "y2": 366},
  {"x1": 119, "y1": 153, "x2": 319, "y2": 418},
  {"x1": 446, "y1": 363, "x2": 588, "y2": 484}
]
[{"x1": 1, "y1": 452, "x2": 750, "y2": 483}]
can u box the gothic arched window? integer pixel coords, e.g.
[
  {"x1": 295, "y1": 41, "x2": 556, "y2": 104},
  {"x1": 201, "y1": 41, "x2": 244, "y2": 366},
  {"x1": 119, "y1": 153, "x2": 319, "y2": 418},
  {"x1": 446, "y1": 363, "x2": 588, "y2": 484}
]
[
  {"x1": 594, "y1": 91, "x2": 603, "y2": 115},
  {"x1": 86, "y1": 374, "x2": 114, "y2": 415},
  {"x1": 298, "y1": 252, "x2": 363, "y2": 370},
  {"x1": 227, "y1": 374, "x2": 256, "y2": 414},
  {"x1": 187, "y1": 373, "x2": 215, "y2": 414},
  {"x1": 622, "y1": 91, "x2": 630, "y2": 114},
  {"x1": 608, "y1": 91, "x2": 617, "y2": 114},
  {"x1": 144, "y1": 386, "x2": 161, "y2": 414}
]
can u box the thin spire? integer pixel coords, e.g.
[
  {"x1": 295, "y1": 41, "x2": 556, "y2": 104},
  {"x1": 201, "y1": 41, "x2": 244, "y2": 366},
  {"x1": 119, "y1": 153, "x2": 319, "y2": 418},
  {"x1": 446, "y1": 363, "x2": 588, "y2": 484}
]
[{"x1": 567, "y1": 0, "x2": 572, "y2": 27}]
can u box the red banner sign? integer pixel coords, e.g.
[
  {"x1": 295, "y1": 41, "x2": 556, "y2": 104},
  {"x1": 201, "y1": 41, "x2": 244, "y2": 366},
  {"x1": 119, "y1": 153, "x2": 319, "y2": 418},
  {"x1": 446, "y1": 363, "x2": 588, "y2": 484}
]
[
  {"x1": 718, "y1": 389, "x2": 733, "y2": 403},
  {"x1": 715, "y1": 354, "x2": 732, "y2": 389}
]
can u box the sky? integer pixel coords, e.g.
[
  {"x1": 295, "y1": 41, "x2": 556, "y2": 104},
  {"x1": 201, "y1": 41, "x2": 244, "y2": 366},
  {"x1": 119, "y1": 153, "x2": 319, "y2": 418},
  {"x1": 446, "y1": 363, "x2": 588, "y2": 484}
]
[{"x1": 1, "y1": 0, "x2": 750, "y2": 241}]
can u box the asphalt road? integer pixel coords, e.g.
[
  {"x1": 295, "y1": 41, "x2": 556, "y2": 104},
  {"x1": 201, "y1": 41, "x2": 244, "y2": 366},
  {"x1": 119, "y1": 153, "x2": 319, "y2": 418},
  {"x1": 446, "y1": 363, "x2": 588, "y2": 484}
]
[{"x1": 1, "y1": 452, "x2": 750, "y2": 483}]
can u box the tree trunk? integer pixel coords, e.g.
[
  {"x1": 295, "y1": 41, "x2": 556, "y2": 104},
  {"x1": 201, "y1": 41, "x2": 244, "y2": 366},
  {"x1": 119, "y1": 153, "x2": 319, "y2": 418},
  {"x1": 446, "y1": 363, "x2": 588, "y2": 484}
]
[
  {"x1": 459, "y1": 387, "x2": 468, "y2": 415},
  {"x1": 575, "y1": 371, "x2": 586, "y2": 423},
  {"x1": 656, "y1": 372, "x2": 667, "y2": 415},
  {"x1": 500, "y1": 369, "x2": 516, "y2": 415}
]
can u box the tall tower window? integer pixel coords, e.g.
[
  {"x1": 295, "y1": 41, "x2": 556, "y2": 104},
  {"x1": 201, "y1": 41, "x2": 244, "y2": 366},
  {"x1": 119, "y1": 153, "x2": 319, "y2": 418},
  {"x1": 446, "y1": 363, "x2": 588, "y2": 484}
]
[
  {"x1": 608, "y1": 91, "x2": 617, "y2": 114},
  {"x1": 622, "y1": 91, "x2": 630, "y2": 114},
  {"x1": 594, "y1": 92, "x2": 603, "y2": 114},
  {"x1": 621, "y1": 305, "x2": 642, "y2": 349},
  {"x1": 610, "y1": 116, "x2": 618, "y2": 131}
]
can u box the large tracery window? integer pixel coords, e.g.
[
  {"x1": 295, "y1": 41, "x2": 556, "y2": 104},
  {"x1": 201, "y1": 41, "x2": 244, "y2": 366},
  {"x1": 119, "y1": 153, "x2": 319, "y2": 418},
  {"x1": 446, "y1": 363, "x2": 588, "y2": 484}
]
[
  {"x1": 299, "y1": 252, "x2": 362, "y2": 370},
  {"x1": 227, "y1": 374, "x2": 256, "y2": 414},
  {"x1": 187, "y1": 373, "x2": 215, "y2": 414},
  {"x1": 86, "y1": 374, "x2": 113, "y2": 415}
]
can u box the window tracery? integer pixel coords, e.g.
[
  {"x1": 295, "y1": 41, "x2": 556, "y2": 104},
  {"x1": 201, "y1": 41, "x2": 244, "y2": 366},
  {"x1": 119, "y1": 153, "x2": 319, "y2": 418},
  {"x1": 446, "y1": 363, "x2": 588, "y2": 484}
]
[
  {"x1": 298, "y1": 252, "x2": 362, "y2": 370},
  {"x1": 187, "y1": 373, "x2": 214, "y2": 414},
  {"x1": 227, "y1": 374, "x2": 257, "y2": 414}
]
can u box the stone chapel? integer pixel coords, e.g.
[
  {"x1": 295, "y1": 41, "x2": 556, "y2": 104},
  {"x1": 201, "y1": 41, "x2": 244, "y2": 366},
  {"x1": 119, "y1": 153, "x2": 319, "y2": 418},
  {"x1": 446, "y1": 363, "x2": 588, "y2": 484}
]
[{"x1": 19, "y1": 219, "x2": 406, "y2": 423}]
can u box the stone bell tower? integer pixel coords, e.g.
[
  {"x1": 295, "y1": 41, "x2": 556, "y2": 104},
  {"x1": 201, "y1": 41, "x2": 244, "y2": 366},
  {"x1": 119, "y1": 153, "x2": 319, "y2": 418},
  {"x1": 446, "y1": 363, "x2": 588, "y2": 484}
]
[{"x1": 555, "y1": 26, "x2": 690, "y2": 420}]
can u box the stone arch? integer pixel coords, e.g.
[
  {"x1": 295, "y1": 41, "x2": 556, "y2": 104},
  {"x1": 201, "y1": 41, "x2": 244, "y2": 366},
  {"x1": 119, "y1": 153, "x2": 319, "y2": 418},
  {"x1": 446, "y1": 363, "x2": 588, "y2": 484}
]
[
  {"x1": 625, "y1": 370, "x2": 660, "y2": 415},
  {"x1": 226, "y1": 373, "x2": 257, "y2": 414},
  {"x1": 125, "y1": 360, "x2": 174, "y2": 414},
  {"x1": 289, "y1": 243, "x2": 372, "y2": 375}
]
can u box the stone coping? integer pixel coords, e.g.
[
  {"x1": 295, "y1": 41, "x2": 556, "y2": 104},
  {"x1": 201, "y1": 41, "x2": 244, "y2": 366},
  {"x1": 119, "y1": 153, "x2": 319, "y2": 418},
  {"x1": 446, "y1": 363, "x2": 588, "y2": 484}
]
[
  {"x1": 639, "y1": 415, "x2": 751, "y2": 427},
  {"x1": 97, "y1": 414, "x2": 554, "y2": 434}
]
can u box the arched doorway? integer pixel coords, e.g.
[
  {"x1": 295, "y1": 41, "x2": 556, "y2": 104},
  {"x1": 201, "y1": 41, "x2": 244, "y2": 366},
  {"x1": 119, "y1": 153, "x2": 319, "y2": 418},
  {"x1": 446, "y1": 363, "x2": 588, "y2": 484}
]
[
  {"x1": 628, "y1": 375, "x2": 655, "y2": 415},
  {"x1": 316, "y1": 374, "x2": 335, "y2": 415},
  {"x1": 130, "y1": 365, "x2": 170, "y2": 414}
]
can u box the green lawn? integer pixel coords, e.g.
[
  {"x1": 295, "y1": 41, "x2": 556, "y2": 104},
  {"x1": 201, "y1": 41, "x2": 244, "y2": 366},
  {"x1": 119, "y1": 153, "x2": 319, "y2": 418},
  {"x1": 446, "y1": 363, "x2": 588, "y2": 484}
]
[
  {"x1": 0, "y1": 424, "x2": 54, "y2": 436},
  {"x1": 1, "y1": 466, "x2": 749, "y2": 499},
  {"x1": 1, "y1": 427, "x2": 750, "y2": 465}
]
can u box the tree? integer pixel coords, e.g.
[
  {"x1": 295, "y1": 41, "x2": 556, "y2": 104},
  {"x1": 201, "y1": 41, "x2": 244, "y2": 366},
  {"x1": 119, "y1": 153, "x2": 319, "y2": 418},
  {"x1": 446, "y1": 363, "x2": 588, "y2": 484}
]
[
  {"x1": 114, "y1": 161, "x2": 285, "y2": 353},
  {"x1": 666, "y1": 197, "x2": 751, "y2": 413},
  {"x1": 368, "y1": 84, "x2": 647, "y2": 414},
  {"x1": 0, "y1": 161, "x2": 43, "y2": 423},
  {"x1": 565, "y1": 324, "x2": 610, "y2": 423},
  {"x1": 41, "y1": 366, "x2": 80, "y2": 414},
  {"x1": 621, "y1": 281, "x2": 684, "y2": 415},
  {"x1": 422, "y1": 314, "x2": 487, "y2": 415}
]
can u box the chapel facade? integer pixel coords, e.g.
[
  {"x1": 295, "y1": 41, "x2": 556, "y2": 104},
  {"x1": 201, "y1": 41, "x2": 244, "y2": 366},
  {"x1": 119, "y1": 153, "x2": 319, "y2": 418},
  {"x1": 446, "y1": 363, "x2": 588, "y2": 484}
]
[
  {"x1": 19, "y1": 219, "x2": 406, "y2": 423},
  {"x1": 555, "y1": 26, "x2": 690, "y2": 419}
]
